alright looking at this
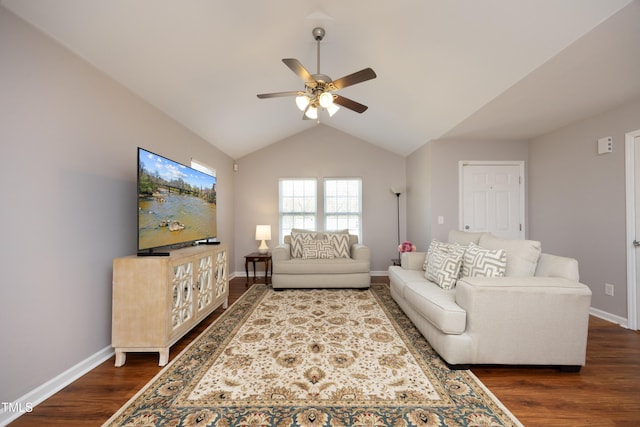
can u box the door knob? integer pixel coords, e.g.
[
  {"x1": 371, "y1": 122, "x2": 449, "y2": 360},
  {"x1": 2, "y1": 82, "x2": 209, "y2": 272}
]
[
  {"x1": 465, "y1": 225, "x2": 470, "y2": 230},
  {"x1": 634, "y1": 240, "x2": 640, "y2": 247}
]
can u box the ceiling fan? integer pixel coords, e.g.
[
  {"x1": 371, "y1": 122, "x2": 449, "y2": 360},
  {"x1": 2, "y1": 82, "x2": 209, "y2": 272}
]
[{"x1": 257, "y1": 27, "x2": 376, "y2": 120}]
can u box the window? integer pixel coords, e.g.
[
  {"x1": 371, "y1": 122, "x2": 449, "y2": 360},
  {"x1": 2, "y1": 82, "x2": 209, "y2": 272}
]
[
  {"x1": 324, "y1": 178, "x2": 362, "y2": 240},
  {"x1": 279, "y1": 179, "x2": 317, "y2": 241}
]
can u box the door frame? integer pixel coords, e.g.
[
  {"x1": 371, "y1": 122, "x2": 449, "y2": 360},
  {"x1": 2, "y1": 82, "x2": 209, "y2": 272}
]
[
  {"x1": 458, "y1": 160, "x2": 526, "y2": 239},
  {"x1": 624, "y1": 129, "x2": 640, "y2": 331}
]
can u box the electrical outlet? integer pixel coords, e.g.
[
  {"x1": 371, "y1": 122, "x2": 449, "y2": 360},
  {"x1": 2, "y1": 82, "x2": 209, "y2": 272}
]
[{"x1": 605, "y1": 283, "x2": 614, "y2": 296}]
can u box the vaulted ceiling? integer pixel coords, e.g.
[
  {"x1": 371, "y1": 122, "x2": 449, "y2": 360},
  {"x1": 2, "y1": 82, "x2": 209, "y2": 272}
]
[{"x1": 3, "y1": 0, "x2": 639, "y2": 159}]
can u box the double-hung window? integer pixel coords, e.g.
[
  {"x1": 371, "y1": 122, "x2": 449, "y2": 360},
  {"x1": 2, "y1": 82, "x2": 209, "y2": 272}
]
[
  {"x1": 279, "y1": 179, "x2": 317, "y2": 241},
  {"x1": 324, "y1": 178, "x2": 362, "y2": 240}
]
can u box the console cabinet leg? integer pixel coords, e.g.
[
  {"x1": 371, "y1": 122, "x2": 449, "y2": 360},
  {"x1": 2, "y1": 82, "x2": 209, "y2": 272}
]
[
  {"x1": 159, "y1": 348, "x2": 169, "y2": 366},
  {"x1": 114, "y1": 349, "x2": 126, "y2": 367}
]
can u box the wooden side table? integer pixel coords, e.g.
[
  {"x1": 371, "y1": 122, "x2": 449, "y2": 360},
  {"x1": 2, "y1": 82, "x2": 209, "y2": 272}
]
[{"x1": 244, "y1": 252, "x2": 272, "y2": 285}]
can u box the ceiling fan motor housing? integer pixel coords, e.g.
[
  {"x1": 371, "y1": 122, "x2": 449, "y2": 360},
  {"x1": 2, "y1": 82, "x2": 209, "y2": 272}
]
[{"x1": 312, "y1": 27, "x2": 325, "y2": 41}]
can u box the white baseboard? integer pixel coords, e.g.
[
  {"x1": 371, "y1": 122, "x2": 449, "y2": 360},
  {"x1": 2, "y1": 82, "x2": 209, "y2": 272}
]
[
  {"x1": 589, "y1": 307, "x2": 628, "y2": 328},
  {"x1": 0, "y1": 346, "x2": 114, "y2": 426},
  {"x1": 231, "y1": 271, "x2": 390, "y2": 279},
  {"x1": 371, "y1": 270, "x2": 388, "y2": 277}
]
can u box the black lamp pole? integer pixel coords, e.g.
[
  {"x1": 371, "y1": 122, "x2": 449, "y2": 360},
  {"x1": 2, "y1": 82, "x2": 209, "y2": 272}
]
[{"x1": 394, "y1": 191, "x2": 401, "y2": 247}]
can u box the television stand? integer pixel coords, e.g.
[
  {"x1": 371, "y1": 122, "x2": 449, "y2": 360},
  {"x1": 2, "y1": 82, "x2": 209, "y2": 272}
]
[{"x1": 112, "y1": 244, "x2": 229, "y2": 366}]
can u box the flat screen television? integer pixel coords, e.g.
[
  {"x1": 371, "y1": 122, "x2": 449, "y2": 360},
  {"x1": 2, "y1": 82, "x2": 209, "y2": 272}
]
[{"x1": 137, "y1": 147, "x2": 217, "y2": 254}]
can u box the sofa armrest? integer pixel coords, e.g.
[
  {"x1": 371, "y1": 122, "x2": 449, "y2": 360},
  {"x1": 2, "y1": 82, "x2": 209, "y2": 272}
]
[
  {"x1": 400, "y1": 252, "x2": 426, "y2": 271},
  {"x1": 455, "y1": 276, "x2": 592, "y2": 365},
  {"x1": 272, "y1": 244, "x2": 291, "y2": 264},
  {"x1": 351, "y1": 244, "x2": 370, "y2": 261}
]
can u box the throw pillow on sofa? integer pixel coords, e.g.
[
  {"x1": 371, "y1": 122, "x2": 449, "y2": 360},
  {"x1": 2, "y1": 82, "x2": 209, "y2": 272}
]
[
  {"x1": 425, "y1": 243, "x2": 465, "y2": 290},
  {"x1": 461, "y1": 242, "x2": 507, "y2": 278},
  {"x1": 302, "y1": 239, "x2": 336, "y2": 259},
  {"x1": 326, "y1": 232, "x2": 351, "y2": 258},
  {"x1": 291, "y1": 230, "x2": 317, "y2": 258},
  {"x1": 423, "y1": 240, "x2": 456, "y2": 271}
]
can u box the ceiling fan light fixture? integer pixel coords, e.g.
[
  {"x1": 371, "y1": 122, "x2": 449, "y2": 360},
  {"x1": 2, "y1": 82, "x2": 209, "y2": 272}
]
[
  {"x1": 319, "y1": 91, "x2": 334, "y2": 108},
  {"x1": 295, "y1": 95, "x2": 310, "y2": 111},
  {"x1": 305, "y1": 106, "x2": 318, "y2": 120},
  {"x1": 257, "y1": 27, "x2": 376, "y2": 120}
]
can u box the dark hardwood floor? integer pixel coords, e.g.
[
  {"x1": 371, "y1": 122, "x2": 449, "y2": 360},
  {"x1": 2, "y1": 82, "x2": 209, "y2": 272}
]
[{"x1": 8, "y1": 276, "x2": 640, "y2": 426}]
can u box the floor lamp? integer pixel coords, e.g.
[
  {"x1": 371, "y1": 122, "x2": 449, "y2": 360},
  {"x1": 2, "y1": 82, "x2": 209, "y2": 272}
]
[{"x1": 391, "y1": 188, "x2": 402, "y2": 262}]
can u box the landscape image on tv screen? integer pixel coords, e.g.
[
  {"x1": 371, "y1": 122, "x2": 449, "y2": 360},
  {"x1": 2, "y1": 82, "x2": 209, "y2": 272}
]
[{"x1": 137, "y1": 148, "x2": 217, "y2": 251}]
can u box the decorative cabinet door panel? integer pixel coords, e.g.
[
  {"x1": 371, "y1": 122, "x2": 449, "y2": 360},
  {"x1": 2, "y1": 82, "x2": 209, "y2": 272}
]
[
  {"x1": 196, "y1": 255, "x2": 213, "y2": 314},
  {"x1": 171, "y1": 261, "x2": 194, "y2": 332},
  {"x1": 215, "y1": 250, "x2": 228, "y2": 301}
]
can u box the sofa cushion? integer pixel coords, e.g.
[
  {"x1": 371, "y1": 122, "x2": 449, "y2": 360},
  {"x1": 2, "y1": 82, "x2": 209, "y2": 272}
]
[
  {"x1": 448, "y1": 230, "x2": 486, "y2": 246},
  {"x1": 478, "y1": 234, "x2": 541, "y2": 277},
  {"x1": 425, "y1": 244, "x2": 465, "y2": 290},
  {"x1": 302, "y1": 239, "x2": 335, "y2": 259},
  {"x1": 535, "y1": 253, "x2": 580, "y2": 281},
  {"x1": 290, "y1": 230, "x2": 317, "y2": 258},
  {"x1": 404, "y1": 281, "x2": 467, "y2": 335},
  {"x1": 462, "y1": 242, "x2": 507, "y2": 278},
  {"x1": 275, "y1": 258, "x2": 370, "y2": 275}
]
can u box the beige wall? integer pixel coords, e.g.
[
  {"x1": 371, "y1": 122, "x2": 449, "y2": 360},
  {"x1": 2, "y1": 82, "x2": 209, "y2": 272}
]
[
  {"x1": 0, "y1": 8, "x2": 234, "y2": 403},
  {"x1": 529, "y1": 98, "x2": 640, "y2": 319},
  {"x1": 234, "y1": 125, "x2": 406, "y2": 274},
  {"x1": 406, "y1": 139, "x2": 529, "y2": 249}
]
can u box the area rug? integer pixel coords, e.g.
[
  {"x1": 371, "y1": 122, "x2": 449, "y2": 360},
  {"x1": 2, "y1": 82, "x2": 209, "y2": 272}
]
[{"x1": 104, "y1": 284, "x2": 522, "y2": 426}]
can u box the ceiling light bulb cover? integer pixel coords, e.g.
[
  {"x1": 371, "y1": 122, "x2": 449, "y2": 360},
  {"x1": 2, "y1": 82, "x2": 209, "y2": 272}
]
[
  {"x1": 319, "y1": 92, "x2": 334, "y2": 108},
  {"x1": 295, "y1": 95, "x2": 310, "y2": 111},
  {"x1": 305, "y1": 106, "x2": 318, "y2": 120},
  {"x1": 327, "y1": 103, "x2": 340, "y2": 117}
]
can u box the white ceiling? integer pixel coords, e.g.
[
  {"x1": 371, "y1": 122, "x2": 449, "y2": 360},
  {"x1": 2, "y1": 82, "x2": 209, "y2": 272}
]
[{"x1": 3, "y1": 0, "x2": 639, "y2": 159}]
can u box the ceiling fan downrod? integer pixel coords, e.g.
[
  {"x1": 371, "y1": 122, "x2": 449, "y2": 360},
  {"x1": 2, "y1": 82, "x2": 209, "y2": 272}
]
[{"x1": 313, "y1": 27, "x2": 325, "y2": 76}]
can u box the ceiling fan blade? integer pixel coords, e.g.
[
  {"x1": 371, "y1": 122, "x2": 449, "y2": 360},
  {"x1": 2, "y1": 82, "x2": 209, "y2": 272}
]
[
  {"x1": 282, "y1": 58, "x2": 315, "y2": 83},
  {"x1": 256, "y1": 91, "x2": 300, "y2": 99},
  {"x1": 331, "y1": 68, "x2": 376, "y2": 90},
  {"x1": 333, "y1": 95, "x2": 368, "y2": 113}
]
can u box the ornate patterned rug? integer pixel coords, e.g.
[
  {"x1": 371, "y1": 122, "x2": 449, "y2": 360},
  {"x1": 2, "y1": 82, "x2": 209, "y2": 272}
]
[{"x1": 104, "y1": 284, "x2": 522, "y2": 426}]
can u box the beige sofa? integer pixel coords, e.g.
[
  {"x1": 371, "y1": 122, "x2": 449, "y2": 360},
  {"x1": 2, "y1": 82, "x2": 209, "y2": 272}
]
[
  {"x1": 271, "y1": 230, "x2": 370, "y2": 289},
  {"x1": 388, "y1": 230, "x2": 592, "y2": 370}
]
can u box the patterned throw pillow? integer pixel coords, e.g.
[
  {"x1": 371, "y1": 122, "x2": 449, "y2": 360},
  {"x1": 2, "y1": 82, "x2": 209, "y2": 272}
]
[
  {"x1": 327, "y1": 233, "x2": 351, "y2": 258},
  {"x1": 423, "y1": 240, "x2": 456, "y2": 271},
  {"x1": 425, "y1": 243, "x2": 465, "y2": 290},
  {"x1": 302, "y1": 239, "x2": 336, "y2": 259},
  {"x1": 290, "y1": 231, "x2": 317, "y2": 258},
  {"x1": 461, "y1": 242, "x2": 507, "y2": 278}
]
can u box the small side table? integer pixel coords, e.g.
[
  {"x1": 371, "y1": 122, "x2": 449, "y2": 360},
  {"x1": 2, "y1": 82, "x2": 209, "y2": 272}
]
[{"x1": 244, "y1": 252, "x2": 272, "y2": 285}]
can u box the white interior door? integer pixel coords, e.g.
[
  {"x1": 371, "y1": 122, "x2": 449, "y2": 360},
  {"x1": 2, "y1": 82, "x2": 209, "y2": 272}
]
[{"x1": 459, "y1": 162, "x2": 524, "y2": 239}]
